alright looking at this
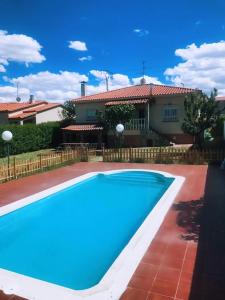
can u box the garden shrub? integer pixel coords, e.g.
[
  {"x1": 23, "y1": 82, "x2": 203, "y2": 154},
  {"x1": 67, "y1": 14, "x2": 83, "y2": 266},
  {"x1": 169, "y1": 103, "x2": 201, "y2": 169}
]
[
  {"x1": 0, "y1": 122, "x2": 61, "y2": 157},
  {"x1": 130, "y1": 158, "x2": 145, "y2": 163}
]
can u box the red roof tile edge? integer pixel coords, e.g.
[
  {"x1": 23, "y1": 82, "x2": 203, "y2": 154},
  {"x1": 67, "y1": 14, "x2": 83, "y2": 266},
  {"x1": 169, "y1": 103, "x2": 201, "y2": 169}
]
[
  {"x1": 62, "y1": 124, "x2": 103, "y2": 131},
  {"x1": 72, "y1": 84, "x2": 200, "y2": 103},
  {"x1": 105, "y1": 99, "x2": 149, "y2": 106}
]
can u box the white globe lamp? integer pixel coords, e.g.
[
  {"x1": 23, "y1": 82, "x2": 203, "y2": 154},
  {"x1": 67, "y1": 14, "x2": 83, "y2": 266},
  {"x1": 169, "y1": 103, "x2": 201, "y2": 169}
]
[
  {"x1": 2, "y1": 130, "x2": 13, "y2": 142},
  {"x1": 1, "y1": 130, "x2": 13, "y2": 175},
  {"x1": 116, "y1": 123, "x2": 124, "y2": 134},
  {"x1": 116, "y1": 123, "x2": 124, "y2": 149}
]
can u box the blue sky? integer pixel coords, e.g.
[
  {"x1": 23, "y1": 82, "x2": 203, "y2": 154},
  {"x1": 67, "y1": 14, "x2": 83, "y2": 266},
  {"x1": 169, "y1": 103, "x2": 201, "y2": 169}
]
[{"x1": 0, "y1": 0, "x2": 225, "y2": 102}]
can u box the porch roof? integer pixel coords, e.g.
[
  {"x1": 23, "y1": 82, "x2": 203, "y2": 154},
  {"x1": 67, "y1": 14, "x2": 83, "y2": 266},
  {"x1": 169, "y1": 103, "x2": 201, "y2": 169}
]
[
  {"x1": 8, "y1": 111, "x2": 36, "y2": 120},
  {"x1": 105, "y1": 99, "x2": 148, "y2": 106},
  {"x1": 62, "y1": 124, "x2": 103, "y2": 132}
]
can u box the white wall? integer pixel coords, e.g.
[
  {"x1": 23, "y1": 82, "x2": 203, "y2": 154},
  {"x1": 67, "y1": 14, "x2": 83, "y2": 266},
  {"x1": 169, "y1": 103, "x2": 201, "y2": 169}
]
[{"x1": 35, "y1": 107, "x2": 63, "y2": 124}]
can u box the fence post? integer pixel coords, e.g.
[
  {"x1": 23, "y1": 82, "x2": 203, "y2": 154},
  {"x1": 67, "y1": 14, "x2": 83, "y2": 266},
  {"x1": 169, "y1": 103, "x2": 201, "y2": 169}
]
[
  {"x1": 60, "y1": 151, "x2": 63, "y2": 164},
  {"x1": 129, "y1": 148, "x2": 132, "y2": 162},
  {"x1": 102, "y1": 148, "x2": 105, "y2": 162},
  {"x1": 86, "y1": 147, "x2": 88, "y2": 161},
  {"x1": 13, "y1": 157, "x2": 16, "y2": 179},
  {"x1": 39, "y1": 154, "x2": 42, "y2": 170}
]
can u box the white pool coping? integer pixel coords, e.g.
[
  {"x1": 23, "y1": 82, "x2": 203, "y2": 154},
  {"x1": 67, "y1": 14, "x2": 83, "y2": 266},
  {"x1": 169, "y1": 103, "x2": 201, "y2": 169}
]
[{"x1": 0, "y1": 169, "x2": 185, "y2": 300}]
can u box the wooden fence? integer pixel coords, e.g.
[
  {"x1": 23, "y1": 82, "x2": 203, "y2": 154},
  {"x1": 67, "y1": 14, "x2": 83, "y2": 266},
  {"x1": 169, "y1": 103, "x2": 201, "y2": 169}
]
[
  {"x1": 0, "y1": 149, "x2": 88, "y2": 183},
  {"x1": 103, "y1": 147, "x2": 225, "y2": 164}
]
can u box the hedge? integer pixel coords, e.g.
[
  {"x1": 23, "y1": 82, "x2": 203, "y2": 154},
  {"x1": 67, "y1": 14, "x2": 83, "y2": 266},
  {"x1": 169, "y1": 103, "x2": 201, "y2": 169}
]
[{"x1": 0, "y1": 122, "x2": 61, "y2": 157}]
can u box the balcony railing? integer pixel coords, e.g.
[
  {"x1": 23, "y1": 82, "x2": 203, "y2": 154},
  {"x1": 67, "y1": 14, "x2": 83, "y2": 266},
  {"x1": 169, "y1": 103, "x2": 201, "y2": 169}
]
[{"x1": 125, "y1": 118, "x2": 147, "y2": 130}]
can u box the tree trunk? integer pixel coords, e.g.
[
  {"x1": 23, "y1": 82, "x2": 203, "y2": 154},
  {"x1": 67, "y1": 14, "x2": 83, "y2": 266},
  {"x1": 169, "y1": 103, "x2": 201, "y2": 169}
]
[{"x1": 194, "y1": 133, "x2": 203, "y2": 150}]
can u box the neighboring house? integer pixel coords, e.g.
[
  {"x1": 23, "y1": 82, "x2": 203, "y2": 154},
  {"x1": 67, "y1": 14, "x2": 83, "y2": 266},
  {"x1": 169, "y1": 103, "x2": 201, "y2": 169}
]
[
  {"x1": 216, "y1": 96, "x2": 225, "y2": 140},
  {"x1": 63, "y1": 82, "x2": 200, "y2": 147},
  {"x1": 0, "y1": 97, "x2": 63, "y2": 125},
  {"x1": 216, "y1": 96, "x2": 225, "y2": 110}
]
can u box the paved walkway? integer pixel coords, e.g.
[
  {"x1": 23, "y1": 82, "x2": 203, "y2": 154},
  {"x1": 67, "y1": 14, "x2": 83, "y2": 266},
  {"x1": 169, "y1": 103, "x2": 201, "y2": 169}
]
[{"x1": 0, "y1": 162, "x2": 224, "y2": 300}]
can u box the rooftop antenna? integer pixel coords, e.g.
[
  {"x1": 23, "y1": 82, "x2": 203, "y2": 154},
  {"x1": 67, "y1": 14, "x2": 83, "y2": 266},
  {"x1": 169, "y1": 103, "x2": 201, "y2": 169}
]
[
  {"x1": 16, "y1": 82, "x2": 21, "y2": 102},
  {"x1": 102, "y1": 70, "x2": 112, "y2": 91},
  {"x1": 105, "y1": 73, "x2": 109, "y2": 92},
  {"x1": 142, "y1": 61, "x2": 146, "y2": 78},
  {"x1": 140, "y1": 61, "x2": 147, "y2": 85}
]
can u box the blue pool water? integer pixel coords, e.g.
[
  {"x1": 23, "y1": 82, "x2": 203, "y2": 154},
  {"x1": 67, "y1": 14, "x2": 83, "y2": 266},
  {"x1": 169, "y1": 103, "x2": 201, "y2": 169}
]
[{"x1": 0, "y1": 171, "x2": 174, "y2": 290}]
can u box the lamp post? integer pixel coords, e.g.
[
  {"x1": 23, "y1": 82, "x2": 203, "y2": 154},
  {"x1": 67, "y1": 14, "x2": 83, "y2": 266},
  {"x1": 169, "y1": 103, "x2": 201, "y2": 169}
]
[
  {"x1": 2, "y1": 130, "x2": 13, "y2": 175},
  {"x1": 116, "y1": 123, "x2": 124, "y2": 149}
]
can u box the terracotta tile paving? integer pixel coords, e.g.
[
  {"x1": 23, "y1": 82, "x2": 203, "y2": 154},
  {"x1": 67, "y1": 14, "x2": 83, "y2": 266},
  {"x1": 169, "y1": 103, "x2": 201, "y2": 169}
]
[{"x1": 0, "y1": 162, "x2": 224, "y2": 300}]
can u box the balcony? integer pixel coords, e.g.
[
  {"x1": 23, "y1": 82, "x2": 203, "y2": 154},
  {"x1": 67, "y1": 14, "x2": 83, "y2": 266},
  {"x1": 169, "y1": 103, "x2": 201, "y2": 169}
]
[{"x1": 125, "y1": 118, "x2": 147, "y2": 130}]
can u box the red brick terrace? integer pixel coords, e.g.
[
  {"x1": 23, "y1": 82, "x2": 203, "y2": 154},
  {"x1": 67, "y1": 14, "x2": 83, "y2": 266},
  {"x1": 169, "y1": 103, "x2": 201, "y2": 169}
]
[{"x1": 0, "y1": 162, "x2": 224, "y2": 300}]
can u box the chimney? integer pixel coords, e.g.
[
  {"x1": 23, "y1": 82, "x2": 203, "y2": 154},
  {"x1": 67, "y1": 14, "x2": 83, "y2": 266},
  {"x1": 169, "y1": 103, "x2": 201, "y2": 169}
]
[
  {"x1": 140, "y1": 77, "x2": 146, "y2": 85},
  {"x1": 81, "y1": 81, "x2": 86, "y2": 97},
  {"x1": 29, "y1": 94, "x2": 34, "y2": 104}
]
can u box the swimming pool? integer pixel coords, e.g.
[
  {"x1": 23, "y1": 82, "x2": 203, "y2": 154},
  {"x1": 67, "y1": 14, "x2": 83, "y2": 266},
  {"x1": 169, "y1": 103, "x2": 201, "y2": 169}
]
[{"x1": 0, "y1": 169, "x2": 184, "y2": 300}]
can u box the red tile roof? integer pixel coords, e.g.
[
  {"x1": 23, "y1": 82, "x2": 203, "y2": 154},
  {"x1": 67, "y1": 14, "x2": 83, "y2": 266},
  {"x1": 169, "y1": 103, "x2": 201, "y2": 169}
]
[
  {"x1": 216, "y1": 96, "x2": 225, "y2": 101},
  {"x1": 105, "y1": 99, "x2": 148, "y2": 106},
  {"x1": 8, "y1": 111, "x2": 36, "y2": 120},
  {"x1": 73, "y1": 84, "x2": 199, "y2": 103},
  {"x1": 62, "y1": 124, "x2": 103, "y2": 131},
  {"x1": 24, "y1": 103, "x2": 60, "y2": 113},
  {"x1": 0, "y1": 101, "x2": 47, "y2": 112},
  {"x1": 0, "y1": 101, "x2": 62, "y2": 120}
]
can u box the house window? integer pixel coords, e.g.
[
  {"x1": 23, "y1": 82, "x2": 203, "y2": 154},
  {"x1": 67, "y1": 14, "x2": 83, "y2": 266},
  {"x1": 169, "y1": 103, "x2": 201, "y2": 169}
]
[
  {"x1": 162, "y1": 106, "x2": 178, "y2": 122},
  {"x1": 86, "y1": 109, "x2": 97, "y2": 121}
]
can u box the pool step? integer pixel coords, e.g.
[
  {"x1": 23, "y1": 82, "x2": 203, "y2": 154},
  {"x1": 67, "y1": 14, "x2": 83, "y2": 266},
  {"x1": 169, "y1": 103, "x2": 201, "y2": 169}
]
[{"x1": 102, "y1": 173, "x2": 169, "y2": 186}]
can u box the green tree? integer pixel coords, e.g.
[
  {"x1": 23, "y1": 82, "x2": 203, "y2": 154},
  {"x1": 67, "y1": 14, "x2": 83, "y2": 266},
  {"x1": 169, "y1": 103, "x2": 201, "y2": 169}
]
[
  {"x1": 61, "y1": 100, "x2": 76, "y2": 125},
  {"x1": 104, "y1": 104, "x2": 135, "y2": 128},
  {"x1": 182, "y1": 89, "x2": 224, "y2": 148}
]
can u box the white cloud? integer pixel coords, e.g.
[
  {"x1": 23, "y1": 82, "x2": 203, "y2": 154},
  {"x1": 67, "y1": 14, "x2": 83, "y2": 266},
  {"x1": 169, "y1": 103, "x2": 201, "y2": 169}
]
[
  {"x1": 0, "y1": 30, "x2": 45, "y2": 72},
  {"x1": 90, "y1": 70, "x2": 107, "y2": 80},
  {"x1": 112, "y1": 74, "x2": 130, "y2": 86},
  {"x1": 78, "y1": 55, "x2": 92, "y2": 61},
  {"x1": 89, "y1": 69, "x2": 162, "y2": 92},
  {"x1": 132, "y1": 75, "x2": 162, "y2": 85},
  {"x1": 0, "y1": 69, "x2": 162, "y2": 102},
  {"x1": 1, "y1": 71, "x2": 88, "y2": 102},
  {"x1": 90, "y1": 70, "x2": 130, "y2": 89},
  {"x1": 0, "y1": 86, "x2": 29, "y2": 102},
  {"x1": 164, "y1": 41, "x2": 225, "y2": 95},
  {"x1": 133, "y1": 28, "x2": 149, "y2": 37},
  {"x1": 69, "y1": 40, "x2": 87, "y2": 51},
  {"x1": 0, "y1": 64, "x2": 6, "y2": 72}
]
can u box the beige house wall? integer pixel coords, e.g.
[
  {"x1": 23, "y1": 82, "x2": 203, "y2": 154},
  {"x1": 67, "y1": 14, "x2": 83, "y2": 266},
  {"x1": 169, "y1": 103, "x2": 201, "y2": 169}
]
[
  {"x1": 149, "y1": 94, "x2": 186, "y2": 134},
  {"x1": 75, "y1": 102, "x2": 105, "y2": 123},
  {"x1": 76, "y1": 102, "x2": 147, "y2": 124},
  {"x1": 75, "y1": 95, "x2": 186, "y2": 135},
  {"x1": 35, "y1": 107, "x2": 63, "y2": 124}
]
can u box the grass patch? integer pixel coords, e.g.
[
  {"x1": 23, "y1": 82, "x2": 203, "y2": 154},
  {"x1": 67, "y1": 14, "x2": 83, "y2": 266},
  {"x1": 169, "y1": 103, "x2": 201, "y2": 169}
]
[
  {"x1": 1, "y1": 158, "x2": 81, "y2": 184},
  {"x1": 0, "y1": 149, "x2": 54, "y2": 165}
]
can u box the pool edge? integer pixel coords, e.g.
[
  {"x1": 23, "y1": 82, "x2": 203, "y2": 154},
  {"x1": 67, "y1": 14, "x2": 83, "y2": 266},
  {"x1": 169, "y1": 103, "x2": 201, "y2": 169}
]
[{"x1": 0, "y1": 169, "x2": 185, "y2": 300}]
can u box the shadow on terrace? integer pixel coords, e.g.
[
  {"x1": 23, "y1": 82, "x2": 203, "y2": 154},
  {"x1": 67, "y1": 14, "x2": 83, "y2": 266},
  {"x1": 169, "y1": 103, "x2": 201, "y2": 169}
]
[{"x1": 174, "y1": 165, "x2": 225, "y2": 300}]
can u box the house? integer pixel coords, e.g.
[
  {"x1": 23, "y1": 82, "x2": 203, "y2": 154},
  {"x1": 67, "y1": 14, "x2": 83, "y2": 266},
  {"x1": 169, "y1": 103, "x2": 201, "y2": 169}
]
[
  {"x1": 216, "y1": 96, "x2": 225, "y2": 140},
  {"x1": 62, "y1": 82, "x2": 200, "y2": 147},
  {"x1": 0, "y1": 96, "x2": 63, "y2": 125}
]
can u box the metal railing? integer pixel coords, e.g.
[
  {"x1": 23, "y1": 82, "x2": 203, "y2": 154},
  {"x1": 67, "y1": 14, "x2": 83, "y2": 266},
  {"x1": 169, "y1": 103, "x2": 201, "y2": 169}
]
[{"x1": 125, "y1": 118, "x2": 147, "y2": 130}]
